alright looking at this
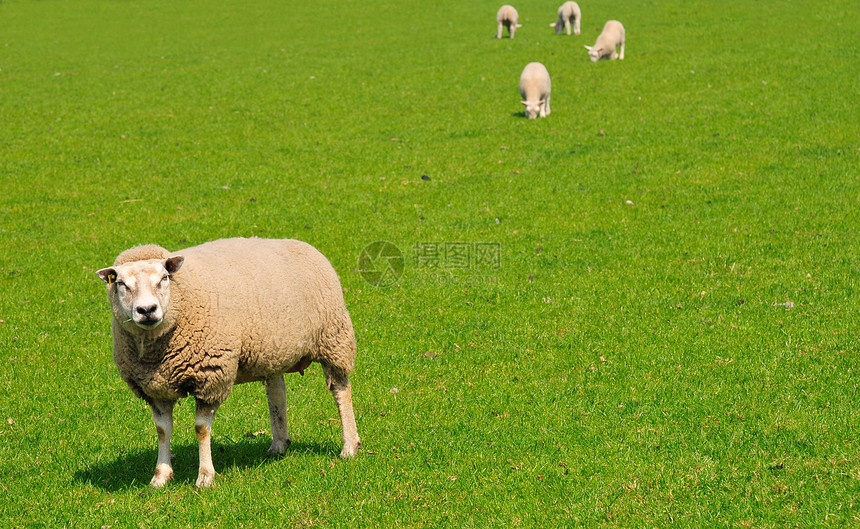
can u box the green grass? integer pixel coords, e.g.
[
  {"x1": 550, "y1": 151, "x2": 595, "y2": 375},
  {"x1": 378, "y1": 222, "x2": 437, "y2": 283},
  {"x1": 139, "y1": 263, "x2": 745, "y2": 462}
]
[{"x1": 1, "y1": 0, "x2": 858, "y2": 526}]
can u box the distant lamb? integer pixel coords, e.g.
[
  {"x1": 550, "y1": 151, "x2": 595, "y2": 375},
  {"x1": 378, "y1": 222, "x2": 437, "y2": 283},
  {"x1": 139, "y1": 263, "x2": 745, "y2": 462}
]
[
  {"x1": 519, "y1": 62, "x2": 551, "y2": 119},
  {"x1": 496, "y1": 5, "x2": 522, "y2": 39},
  {"x1": 96, "y1": 238, "x2": 360, "y2": 488},
  {"x1": 550, "y1": 1, "x2": 581, "y2": 36},
  {"x1": 585, "y1": 20, "x2": 625, "y2": 61}
]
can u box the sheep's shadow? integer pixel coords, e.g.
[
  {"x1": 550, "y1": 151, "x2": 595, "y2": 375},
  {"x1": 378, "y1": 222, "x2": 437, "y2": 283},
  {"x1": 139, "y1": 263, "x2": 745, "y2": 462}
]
[{"x1": 74, "y1": 437, "x2": 335, "y2": 491}]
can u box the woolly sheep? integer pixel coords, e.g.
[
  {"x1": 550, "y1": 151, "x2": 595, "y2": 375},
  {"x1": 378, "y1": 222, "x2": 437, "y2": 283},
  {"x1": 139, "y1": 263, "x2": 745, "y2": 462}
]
[
  {"x1": 519, "y1": 62, "x2": 551, "y2": 119},
  {"x1": 496, "y1": 5, "x2": 522, "y2": 39},
  {"x1": 550, "y1": 1, "x2": 581, "y2": 36},
  {"x1": 96, "y1": 238, "x2": 361, "y2": 488},
  {"x1": 585, "y1": 20, "x2": 625, "y2": 61}
]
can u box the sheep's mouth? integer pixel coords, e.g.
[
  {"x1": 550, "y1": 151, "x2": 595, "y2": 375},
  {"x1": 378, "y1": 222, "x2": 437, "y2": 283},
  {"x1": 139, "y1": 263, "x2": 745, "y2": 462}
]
[{"x1": 134, "y1": 317, "x2": 163, "y2": 329}]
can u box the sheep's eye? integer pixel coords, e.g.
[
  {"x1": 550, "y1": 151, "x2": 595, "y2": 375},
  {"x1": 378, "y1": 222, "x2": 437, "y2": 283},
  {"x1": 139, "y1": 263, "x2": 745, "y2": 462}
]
[
  {"x1": 115, "y1": 281, "x2": 127, "y2": 291},
  {"x1": 160, "y1": 276, "x2": 169, "y2": 285}
]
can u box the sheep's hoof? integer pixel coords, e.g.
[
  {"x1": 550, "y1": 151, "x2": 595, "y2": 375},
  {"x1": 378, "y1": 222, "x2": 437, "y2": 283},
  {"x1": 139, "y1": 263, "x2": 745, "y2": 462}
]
[
  {"x1": 339, "y1": 441, "x2": 361, "y2": 459},
  {"x1": 268, "y1": 438, "x2": 291, "y2": 456},
  {"x1": 149, "y1": 464, "x2": 173, "y2": 488},
  {"x1": 195, "y1": 469, "x2": 215, "y2": 488}
]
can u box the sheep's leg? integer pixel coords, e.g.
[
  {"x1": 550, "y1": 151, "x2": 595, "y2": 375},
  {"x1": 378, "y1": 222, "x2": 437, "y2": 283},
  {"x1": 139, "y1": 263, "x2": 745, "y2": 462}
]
[
  {"x1": 509, "y1": 24, "x2": 516, "y2": 39},
  {"x1": 194, "y1": 399, "x2": 220, "y2": 488},
  {"x1": 574, "y1": 18, "x2": 580, "y2": 36},
  {"x1": 565, "y1": 19, "x2": 571, "y2": 36},
  {"x1": 619, "y1": 41, "x2": 625, "y2": 60},
  {"x1": 544, "y1": 95, "x2": 551, "y2": 116},
  {"x1": 149, "y1": 399, "x2": 175, "y2": 487},
  {"x1": 323, "y1": 365, "x2": 361, "y2": 458},
  {"x1": 264, "y1": 374, "x2": 291, "y2": 454},
  {"x1": 496, "y1": 22, "x2": 503, "y2": 39}
]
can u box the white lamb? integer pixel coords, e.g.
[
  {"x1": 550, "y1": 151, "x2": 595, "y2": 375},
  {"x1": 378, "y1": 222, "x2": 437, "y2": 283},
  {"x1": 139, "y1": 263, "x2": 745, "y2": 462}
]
[
  {"x1": 519, "y1": 62, "x2": 551, "y2": 119},
  {"x1": 496, "y1": 5, "x2": 522, "y2": 39},
  {"x1": 550, "y1": 2, "x2": 581, "y2": 36},
  {"x1": 96, "y1": 238, "x2": 360, "y2": 488},
  {"x1": 585, "y1": 20, "x2": 625, "y2": 61}
]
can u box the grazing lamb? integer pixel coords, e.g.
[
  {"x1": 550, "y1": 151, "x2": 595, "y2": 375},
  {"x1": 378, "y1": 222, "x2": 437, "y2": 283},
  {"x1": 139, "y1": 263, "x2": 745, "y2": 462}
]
[
  {"x1": 496, "y1": 5, "x2": 522, "y2": 39},
  {"x1": 519, "y1": 62, "x2": 551, "y2": 119},
  {"x1": 550, "y1": 1, "x2": 581, "y2": 36},
  {"x1": 96, "y1": 238, "x2": 360, "y2": 488},
  {"x1": 585, "y1": 20, "x2": 625, "y2": 61}
]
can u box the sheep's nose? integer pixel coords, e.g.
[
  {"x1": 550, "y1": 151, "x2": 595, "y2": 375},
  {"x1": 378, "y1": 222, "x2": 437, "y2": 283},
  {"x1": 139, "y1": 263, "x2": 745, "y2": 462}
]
[{"x1": 136, "y1": 304, "x2": 158, "y2": 316}]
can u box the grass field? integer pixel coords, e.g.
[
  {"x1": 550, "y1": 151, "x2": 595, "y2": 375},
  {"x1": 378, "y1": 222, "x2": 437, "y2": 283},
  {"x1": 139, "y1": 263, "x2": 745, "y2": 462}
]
[{"x1": 1, "y1": 0, "x2": 858, "y2": 526}]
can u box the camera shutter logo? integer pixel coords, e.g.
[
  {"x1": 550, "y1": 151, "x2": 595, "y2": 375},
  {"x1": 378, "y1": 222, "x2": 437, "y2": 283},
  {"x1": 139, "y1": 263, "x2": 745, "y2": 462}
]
[{"x1": 358, "y1": 241, "x2": 404, "y2": 287}]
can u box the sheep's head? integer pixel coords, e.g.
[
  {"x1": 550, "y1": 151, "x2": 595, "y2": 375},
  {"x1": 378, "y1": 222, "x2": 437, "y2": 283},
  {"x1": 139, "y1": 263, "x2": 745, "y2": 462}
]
[
  {"x1": 521, "y1": 100, "x2": 545, "y2": 119},
  {"x1": 97, "y1": 256, "x2": 184, "y2": 330},
  {"x1": 584, "y1": 45, "x2": 602, "y2": 62}
]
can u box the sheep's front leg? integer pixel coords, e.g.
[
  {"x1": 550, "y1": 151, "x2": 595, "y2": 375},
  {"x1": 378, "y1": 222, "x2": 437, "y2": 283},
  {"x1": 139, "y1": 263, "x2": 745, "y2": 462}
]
[
  {"x1": 150, "y1": 399, "x2": 175, "y2": 487},
  {"x1": 194, "y1": 399, "x2": 220, "y2": 488},
  {"x1": 496, "y1": 22, "x2": 503, "y2": 39},
  {"x1": 619, "y1": 41, "x2": 625, "y2": 60},
  {"x1": 264, "y1": 374, "x2": 291, "y2": 454},
  {"x1": 573, "y1": 18, "x2": 580, "y2": 36},
  {"x1": 323, "y1": 366, "x2": 361, "y2": 458}
]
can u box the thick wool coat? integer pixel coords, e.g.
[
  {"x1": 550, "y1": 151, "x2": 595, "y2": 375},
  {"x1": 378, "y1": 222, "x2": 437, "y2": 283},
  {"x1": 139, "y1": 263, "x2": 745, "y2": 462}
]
[{"x1": 108, "y1": 238, "x2": 356, "y2": 405}]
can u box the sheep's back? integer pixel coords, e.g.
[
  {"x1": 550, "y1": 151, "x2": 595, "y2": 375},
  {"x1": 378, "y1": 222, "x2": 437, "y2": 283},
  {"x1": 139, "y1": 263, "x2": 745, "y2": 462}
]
[{"x1": 172, "y1": 238, "x2": 350, "y2": 377}]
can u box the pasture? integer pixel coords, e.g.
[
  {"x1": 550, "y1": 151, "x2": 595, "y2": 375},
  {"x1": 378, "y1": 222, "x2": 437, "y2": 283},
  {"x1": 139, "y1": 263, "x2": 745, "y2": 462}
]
[{"x1": 1, "y1": 0, "x2": 858, "y2": 526}]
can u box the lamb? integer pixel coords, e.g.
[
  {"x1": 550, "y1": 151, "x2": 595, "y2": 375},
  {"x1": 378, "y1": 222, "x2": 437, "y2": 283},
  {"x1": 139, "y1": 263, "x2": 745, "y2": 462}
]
[
  {"x1": 96, "y1": 238, "x2": 360, "y2": 488},
  {"x1": 585, "y1": 20, "x2": 625, "y2": 61},
  {"x1": 550, "y1": 1, "x2": 581, "y2": 36},
  {"x1": 519, "y1": 62, "x2": 551, "y2": 119},
  {"x1": 496, "y1": 5, "x2": 522, "y2": 39}
]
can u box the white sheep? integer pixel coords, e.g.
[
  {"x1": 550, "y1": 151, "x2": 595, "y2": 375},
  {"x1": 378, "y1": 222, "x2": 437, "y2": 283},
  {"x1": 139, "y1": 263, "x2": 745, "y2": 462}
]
[
  {"x1": 496, "y1": 5, "x2": 522, "y2": 39},
  {"x1": 519, "y1": 62, "x2": 551, "y2": 119},
  {"x1": 585, "y1": 20, "x2": 625, "y2": 61},
  {"x1": 96, "y1": 238, "x2": 361, "y2": 488},
  {"x1": 550, "y1": 2, "x2": 581, "y2": 36}
]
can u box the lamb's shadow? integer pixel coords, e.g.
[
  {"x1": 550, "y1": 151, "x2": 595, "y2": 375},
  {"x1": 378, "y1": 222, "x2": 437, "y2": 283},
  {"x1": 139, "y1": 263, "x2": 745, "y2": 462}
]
[{"x1": 74, "y1": 437, "x2": 335, "y2": 492}]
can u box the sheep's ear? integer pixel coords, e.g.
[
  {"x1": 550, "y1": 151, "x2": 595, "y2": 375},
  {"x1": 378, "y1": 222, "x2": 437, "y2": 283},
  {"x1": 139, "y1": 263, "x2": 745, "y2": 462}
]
[
  {"x1": 521, "y1": 101, "x2": 529, "y2": 106},
  {"x1": 538, "y1": 101, "x2": 545, "y2": 107},
  {"x1": 584, "y1": 45, "x2": 592, "y2": 51},
  {"x1": 164, "y1": 255, "x2": 184, "y2": 274},
  {"x1": 97, "y1": 267, "x2": 117, "y2": 285}
]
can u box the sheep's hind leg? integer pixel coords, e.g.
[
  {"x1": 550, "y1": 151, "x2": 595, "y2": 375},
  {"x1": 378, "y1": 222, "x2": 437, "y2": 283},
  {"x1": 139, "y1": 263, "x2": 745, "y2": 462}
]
[
  {"x1": 150, "y1": 399, "x2": 175, "y2": 487},
  {"x1": 194, "y1": 399, "x2": 220, "y2": 488},
  {"x1": 323, "y1": 365, "x2": 361, "y2": 458},
  {"x1": 264, "y1": 374, "x2": 291, "y2": 454}
]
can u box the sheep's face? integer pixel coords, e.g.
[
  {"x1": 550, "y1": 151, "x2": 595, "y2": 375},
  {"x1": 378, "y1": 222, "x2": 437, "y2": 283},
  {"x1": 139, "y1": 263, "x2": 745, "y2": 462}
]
[
  {"x1": 522, "y1": 100, "x2": 544, "y2": 119},
  {"x1": 585, "y1": 45, "x2": 602, "y2": 62},
  {"x1": 97, "y1": 256, "x2": 184, "y2": 330}
]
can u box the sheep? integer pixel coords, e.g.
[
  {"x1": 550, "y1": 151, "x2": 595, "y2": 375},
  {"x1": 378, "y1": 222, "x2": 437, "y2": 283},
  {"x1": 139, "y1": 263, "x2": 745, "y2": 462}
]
[
  {"x1": 519, "y1": 62, "x2": 551, "y2": 119},
  {"x1": 550, "y1": 1, "x2": 581, "y2": 36},
  {"x1": 496, "y1": 5, "x2": 522, "y2": 39},
  {"x1": 585, "y1": 20, "x2": 625, "y2": 61},
  {"x1": 96, "y1": 238, "x2": 360, "y2": 488}
]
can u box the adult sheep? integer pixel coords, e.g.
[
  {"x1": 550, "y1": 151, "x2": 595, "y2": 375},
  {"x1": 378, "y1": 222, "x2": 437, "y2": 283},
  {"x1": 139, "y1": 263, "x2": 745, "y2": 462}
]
[{"x1": 96, "y1": 238, "x2": 361, "y2": 488}]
